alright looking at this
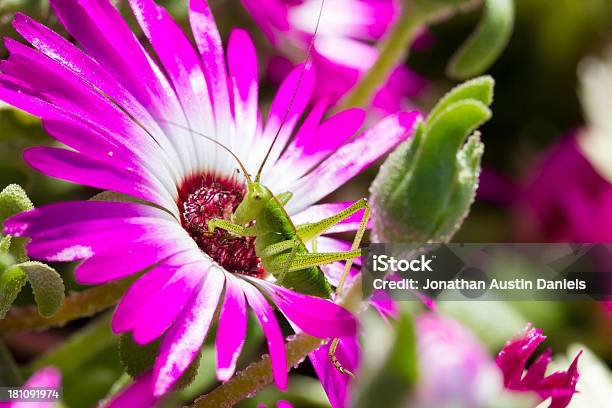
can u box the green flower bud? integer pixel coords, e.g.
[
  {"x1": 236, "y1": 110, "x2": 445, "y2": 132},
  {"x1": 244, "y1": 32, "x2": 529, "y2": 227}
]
[{"x1": 370, "y1": 76, "x2": 494, "y2": 243}]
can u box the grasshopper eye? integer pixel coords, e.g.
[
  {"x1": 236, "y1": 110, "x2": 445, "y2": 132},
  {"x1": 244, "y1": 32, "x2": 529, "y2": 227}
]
[{"x1": 253, "y1": 193, "x2": 262, "y2": 200}]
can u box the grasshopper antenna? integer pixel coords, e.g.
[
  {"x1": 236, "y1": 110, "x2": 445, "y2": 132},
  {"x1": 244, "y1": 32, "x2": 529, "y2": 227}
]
[
  {"x1": 254, "y1": 0, "x2": 326, "y2": 183},
  {"x1": 159, "y1": 120, "x2": 253, "y2": 184}
]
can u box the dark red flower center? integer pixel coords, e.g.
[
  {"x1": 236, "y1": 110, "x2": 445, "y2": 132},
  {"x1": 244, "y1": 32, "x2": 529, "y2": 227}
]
[{"x1": 177, "y1": 174, "x2": 264, "y2": 278}]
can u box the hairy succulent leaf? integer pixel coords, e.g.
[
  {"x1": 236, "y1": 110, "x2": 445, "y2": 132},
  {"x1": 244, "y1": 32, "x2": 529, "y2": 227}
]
[
  {"x1": 0, "y1": 255, "x2": 25, "y2": 320},
  {"x1": 16, "y1": 261, "x2": 65, "y2": 318},
  {"x1": 0, "y1": 184, "x2": 34, "y2": 262},
  {"x1": 370, "y1": 76, "x2": 494, "y2": 243}
]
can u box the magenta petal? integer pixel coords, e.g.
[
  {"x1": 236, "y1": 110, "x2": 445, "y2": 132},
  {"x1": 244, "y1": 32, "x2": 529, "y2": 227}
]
[
  {"x1": 49, "y1": 0, "x2": 177, "y2": 114},
  {"x1": 131, "y1": 262, "x2": 208, "y2": 345},
  {"x1": 369, "y1": 289, "x2": 398, "y2": 321},
  {"x1": 306, "y1": 108, "x2": 366, "y2": 154},
  {"x1": 522, "y1": 348, "x2": 552, "y2": 388},
  {"x1": 238, "y1": 279, "x2": 288, "y2": 390},
  {"x1": 216, "y1": 275, "x2": 248, "y2": 381},
  {"x1": 496, "y1": 324, "x2": 546, "y2": 388},
  {"x1": 4, "y1": 201, "x2": 164, "y2": 237},
  {"x1": 112, "y1": 261, "x2": 182, "y2": 334},
  {"x1": 0, "y1": 82, "x2": 170, "y2": 186},
  {"x1": 42, "y1": 119, "x2": 132, "y2": 167},
  {"x1": 261, "y1": 64, "x2": 315, "y2": 167},
  {"x1": 228, "y1": 28, "x2": 259, "y2": 140},
  {"x1": 23, "y1": 147, "x2": 165, "y2": 208},
  {"x1": 22, "y1": 219, "x2": 184, "y2": 264},
  {"x1": 189, "y1": 0, "x2": 232, "y2": 135},
  {"x1": 255, "y1": 280, "x2": 357, "y2": 339},
  {"x1": 240, "y1": 0, "x2": 289, "y2": 43},
  {"x1": 286, "y1": 111, "x2": 420, "y2": 212},
  {"x1": 74, "y1": 241, "x2": 190, "y2": 285},
  {"x1": 309, "y1": 337, "x2": 359, "y2": 408},
  {"x1": 545, "y1": 351, "x2": 581, "y2": 408},
  {"x1": 106, "y1": 371, "x2": 157, "y2": 408},
  {"x1": 11, "y1": 13, "x2": 160, "y2": 130},
  {"x1": 1, "y1": 38, "x2": 130, "y2": 133},
  {"x1": 496, "y1": 325, "x2": 582, "y2": 408},
  {"x1": 153, "y1": 267, "x2": 224, "y2": 396},
  {"x1": 129, "y1": 0, "x2": 214, "y2": 128}
]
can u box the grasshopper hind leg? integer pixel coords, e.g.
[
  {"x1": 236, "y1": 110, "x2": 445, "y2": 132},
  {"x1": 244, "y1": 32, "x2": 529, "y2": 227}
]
[{"x1": 328, "y1": 338, "x2": 355, "y2": 378}]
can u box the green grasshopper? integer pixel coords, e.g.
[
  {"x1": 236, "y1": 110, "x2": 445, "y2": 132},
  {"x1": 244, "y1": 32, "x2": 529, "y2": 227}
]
[
  {"x1": 211, "y1": 140, "x2": 370, "y2": 376},
  {"x1": 165, "y1": 121, "x2": 369, "y2": 376}
]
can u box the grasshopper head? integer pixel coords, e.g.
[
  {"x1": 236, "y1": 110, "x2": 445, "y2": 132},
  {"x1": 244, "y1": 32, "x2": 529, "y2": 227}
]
[{"x1": 231, "y1": 182, "x2": 272, "y2": 225}]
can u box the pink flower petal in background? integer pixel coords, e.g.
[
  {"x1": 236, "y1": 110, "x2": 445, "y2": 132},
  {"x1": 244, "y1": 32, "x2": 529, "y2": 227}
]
[{"x1": 242, "y1": 0, "x2": 427, "y2": 113}]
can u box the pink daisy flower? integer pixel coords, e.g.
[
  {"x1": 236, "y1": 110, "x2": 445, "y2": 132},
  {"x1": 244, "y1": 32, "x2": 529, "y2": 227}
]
[
  {"x1": 241, "y1": 0, "x2": 427, "y2": 113},
  {"x1": 0, "y1": 367, "x2": 61, "y2": 408},
  {"x1": 0, "y1": 0, "x2": 418, "y2": 401},
  {"x1": 497, "y1": 324, "x2": 581, "y2": 408}
]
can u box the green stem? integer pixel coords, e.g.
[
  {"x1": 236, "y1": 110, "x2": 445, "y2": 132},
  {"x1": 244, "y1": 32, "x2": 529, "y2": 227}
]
[
  {"x1": 26, "y1": 312, "x2": 117, "y2": 375},
  {"x1": 0, "y1": 339, "x2": 22, "y2": 386},
  {"x1": 339, "y1": 1, "x2": 426, "y2": 109},
  {"x1": 190, "y1": 278, "x2": 364, "y2": 408},
  {"x1": 339, "y1": 0, "x2": 481, "y2": 109},
  {"x1": 0, "y1": 278, "x2": 133, "y2": 334}
]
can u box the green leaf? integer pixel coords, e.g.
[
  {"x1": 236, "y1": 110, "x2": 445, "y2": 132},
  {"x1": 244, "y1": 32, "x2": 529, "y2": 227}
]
[
  {"x1": 0, "y1": 184, "x2": 33, "y2": 224},
  {"x1": 0, "y1": 259, "x2": 26, "y2": 320},
  {"x1": 118, "y1": 334, "x2": 159, "y2": 379},
  {"x1": 447, "y1": 0, "x2": 515, "y2": 79},
  {"x1": 0, "y1": 235, "x2": 11, "y2": 254},
  {"x1": 371, "y1": 79, "x2": 494, "y2": 244},
  {"x1": 16, "y1": 261, "x2": 65, "y2": 318}
]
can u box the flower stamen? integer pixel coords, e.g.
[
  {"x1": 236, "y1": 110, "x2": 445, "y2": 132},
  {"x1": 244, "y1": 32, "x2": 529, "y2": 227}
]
[{"x1": 178, "y1": 174, "x2": 264, "y2": 278}]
